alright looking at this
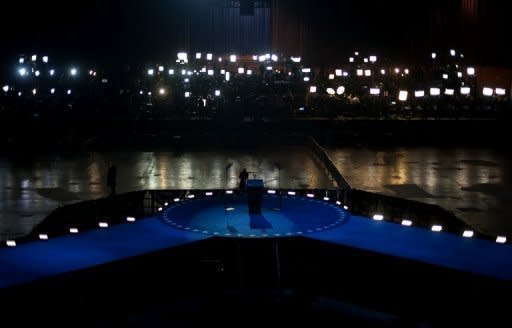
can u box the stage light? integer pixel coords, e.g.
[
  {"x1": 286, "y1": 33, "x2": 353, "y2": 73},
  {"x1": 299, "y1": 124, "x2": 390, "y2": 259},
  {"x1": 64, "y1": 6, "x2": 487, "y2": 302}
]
[
  {"x1": 125, "y1": 216, "x2": 136, "y2": 223},
  {"x1": 99, "y1": 222, "x2": 109, "y2": 228},
  {"x1": 147, "y1": 69, "x2": 154, "y2": 76},
  {"x1": 337, "y1": 86, "x2": 345, "y2": 95},
  {"x1": 463, "y1": 230, "x2": 474, "y2": 238},
  {"x1": 18, "y1": 68, "x2": 27, "y2": 76},
  {"x1": 349, "y1": 57, "x2": 354, "y2": 63},
  {"x1": 394, "y1": 68, "x2": 400, "y2": 74},
  {"x1": 496, "y1": 236, "x2": 507, "y2": 244},
  {"x1": 467, "y1": 67, "x2": 475, "y2": 75},
  {"x1": 159, "y1": 88, "x2": 166, "y2": 95},
  {"x1": 335, "y1": 69, "x2": 342, "y2": 77},
  {"x1": 265, "y1": 53, "x2": 271, "y2": 59},
  {"x1": 267, "y1": 190, "x2": 276, "y2": 194},
  {"x1": 49, "y1": 69, "x2": 55, "y2": 76},
  {"x1": 50, "y1": 88, "x2": 55, "y2": 95},
  {"x1": 218, "y1": 57, "x2": 223, "y2": 62},
  {"x1": 32, "y1": 88, "x2": 37, "y2": 95},
  {"x1": 303, "y1": 77, "x2": 310, "y2": 82},
  {"x1": 2, "y1": 85, "x2": 8, "y2": 92},
  {"x1": 148, "y1": 91, "x2": 152, "y2": 96},
  {"x1": 369, "y1": 55, "x2": 377, "y2": 63},
  {"x1": 70, "y1": 68, "x2": 77, "y2": 76},
  {"x1": 187, "y1": 194, "x2": 195, "y2": 199},
  {"x1": 343, "y1": 205, "x2": 349, "y2": 210},
  {"x1": 89, "y1": 70, "x2": 94, "y2": 75},
  {"x1": 343, "y1": 72, "x2": 349, "y2": 77},
  {"x1": 380, "y1": 69, "x2": 386, "y2": 75},
  {"x1": 67, "y1": 89, "x2": 72, "y2": 95},
  {"x1": 450, "y1": 49, "x2": 456, "y2": 56},
  {"x1": 354, "y1": 51, "x2": 359, "y2": 56},
  {"x1": 329, "y1": 74, "x2": 334, "y2": 80},
  {"x1": 288, "y1": 191, "x2": 296, "y2": 196},
  {"x1": 205, "y1": 191, "x2": 213, "y2": 196},
  {"x1": 207, "y1": 53, "x2": 213, "y2": 61},
  {"x1": 225, "y1": 72, "x2": 230, "y2": 81},
  {"x1": 177, "y1": 52, "x2": 188, "y2": 62},
  {"x1": 238, "y1": 67, "x2": 245, "y2": 74},
  {"x1": 398, "y1": 90, "x2": 408, "y2": 101},
  {"x1": 326, "y1": 88, "x2": 335, "y2": 95},
  {"x1": 226, "y1": 190, "x2": 234, "y2": 194},
  {"x1": 415, "y1": 90, "x2": 425, "y2": 98},
  {"x1": 252, "y1": 55, "x2": 258, "y2": 60},
  {"x1": 299, "y1": 107, "x2": 304, "y2": 111},
  {"x1": 356, "y1": 69, "x2": 363, "y2": 76},
  {"x1": 230, "y1": 55, "x2": 237, "y2": 63},
  {"x1": 323, "y1": 197, "x2": 330, "y2": 201},
  {"x1": 431, "y1": 225, "x2": 443, "y2": 232},
  {"x1": 173, "y1": 198, "x2": 180, "y2": 202},
  {"x1": 496, "y1": 88, "x2": 506, "y2": 96},
  {"x1": 336, "y1": 201, "x2": 341, "y2": 205},
  {"x1": 220, "y1": 69, "x2": 226, "y2": 75},
  {"x1": 39, "y1": 234, "x2": 49, "y2": 240},
  {"x1": 430, "y1": 88, "x2": 441, "y2": 96},
  {"x1": 70, "y1": 228, "x2": 79, "y2": 234},
  {"x1": 302, "y1": 68, "x2": 311, "y2": 73},
  {"x1": 42, "y1": 56, "x2": 48, "y2": 63},
  {"x1": 185, "y1": 91, "x2": 191, "y2": 98},
  {"x1": 158, "y1": 66, "x2": 164, "y2": 72},
  {"x1": 364, "y1": 69, "x2": 371, "y2": 77},
  {"x1": 307, "y1": 193, "x2": 315, "y2": 198},
  {"x1": 444, "y1": 88, "x2": 454, "y2": 96},
  {"x1": 461, "y1": 87, "x2": 471, "y2": 95},
  {"x1": 271, "y1": 54, "x2": 278, "y2": 62},
  {"x1": 370, "y1": 88, "x2": 380, "y2": 95},
  {"x1": 187, "y1": 71, "x2": 193, "y2": 76},
  {"x1": 246, "y1": 70, "x2": 252, "y2": 75},
  {"x1": 6, "y1": 240, "x2": 16, "y2": 247},
  {"x1": 184, "y1": 78, "x2": 189, "y2": 83},
  {"x1": 309, "y1": 86, "x2": 317, "y2": 93},
  {"x1": 31, "y1": 54, "x2": 37, "y2": 61},
  {"x1": 404, "y1": 69, "x2": 409, "y2": 75},
  {"x1": 19, "y1": 57, "x2": 24, "y2": 64},
  {"x1": 259, "y1": 55, "x2": 266, "y2": 62},
  {"x1": 431, "y1": 52, "x2": 437, "y2": 59},
  {"x1": 401, "y1": 220, "x2": 412, "y2": 226},
  {"x1": 364, "y1": 58, "x2": 368, "y2": 63},
  {"x1": 158, "y1": 207, "x2": 163, "y2": 212},
  {"x1": 291, "y1": 56, "x2": 301, "y2": 63},
  {"x1": 196, "y1": 52, "x2": 202, "y2": 59},
  {"x1": 207, "y1": 69, "x2": 214, "y2": 76},
  {"x1": 373, "y1": 214, "x2": 384, "y2": 221},
  {"x1": 200, "y1": 67, "x2": 206, "y2": 73},
  {"x1": 101, "y1": 78, "x2": 108, "y2": 84},
  {"x1": 35, "y1": 70, "x2": 40, "y2": 77},
  {"x1": 18, "y1": 92, "x2": 22, "y2": 96},
  {"x1": 215, "y1": 90, "x2": 221, "y2": 97},
  {"x1": 457, "y1": 72, "x2": 463, "y2": 78},
  {"x1": 483, "y1": 87, "x2": 493, "y2": 97}
]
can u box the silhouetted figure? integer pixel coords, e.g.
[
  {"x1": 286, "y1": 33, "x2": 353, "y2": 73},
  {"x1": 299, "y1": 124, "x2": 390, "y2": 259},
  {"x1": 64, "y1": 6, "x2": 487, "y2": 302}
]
[
  {"x1": 239, "y1": 168, "x2": 249, "y2": 190},
  {"x1": 107, "y1": 163, "x2": 117, "y2": 196}
]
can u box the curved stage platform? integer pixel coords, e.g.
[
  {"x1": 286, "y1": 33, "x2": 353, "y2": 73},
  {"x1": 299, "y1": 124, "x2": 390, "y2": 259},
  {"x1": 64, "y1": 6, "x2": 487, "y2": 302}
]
[{"x1": 162, "y1": 195, "x2": 347, "y2": 238}]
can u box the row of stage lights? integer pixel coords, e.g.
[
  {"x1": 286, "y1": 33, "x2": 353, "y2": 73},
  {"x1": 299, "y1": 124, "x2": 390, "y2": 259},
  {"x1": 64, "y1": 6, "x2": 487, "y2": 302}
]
[
  {"x1": 308, "y1": 86, "x2": 507, "y2": 98},
  {"x1": 3, "y1": 188, "x2": 508, "y2": 247}
]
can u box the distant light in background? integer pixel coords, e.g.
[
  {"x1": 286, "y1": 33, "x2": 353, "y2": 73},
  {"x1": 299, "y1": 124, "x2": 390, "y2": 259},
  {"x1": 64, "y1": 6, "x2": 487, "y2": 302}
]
[
  {"x1": 230, "y1": 55, "x2": 237, "y2": 63},
  {"x1": 67, "y1": 89, "x2": 72, "y2": 95},
  {"x1": 461, "y1": 87, "x2": 471, "y2": 95},
  {"x1": 206, "y1": 53, "x2": 213, "y2": 61},
  {"x1": 431, "y1": 52, "x2": 437, "y2": 59},
  {"x1": 398, "y1": 90, "x2": 408, "y2": 101},
  {"x1": 291, "y1": 56, "x2": 301, "y2": 63},
  {"x1": 443, "y1": 74, "x2": 448, "y2": 80},
  {"x1": 450, "y1": 49, "x2": 456, "y2": 56},
  {"x1": 356, "y1": 69, "x2": 363, "y2": 76},
  {"x1": 247, "y1": 70, "x2": 252, "y2": 75},
  {"x1": 496, "y1": 88, "x2": 506, "y2": 96},
  {"x1": 168, "y1": 69, "x2": 174, "y2": 75},
  {"x1": 238, "y1": 67, "x2": 245, "y2": 74},
  {"x1": 431, "y1": 225, "x2": 443, "y2": 232},
  {"x1": 18, "y1": 68, "x2": 27, "y2": 76},
  {"x1": 496, "y1": 236, "x2": 507, "y2": 244},
  {"x1": 401, "y1": 220, "x2": 412, "y2": 227},
  {"x1": 349, "y1": 57, "x2": 354, "y2": 63},
  {"x1": 309, "y1": 86, "x2": 317, "y2": 93},
  {"x1": 364, "y1": 58, "x2": 368, "y2": 63},
  {"x1": 42, "y1": 56, "x2": 49, "y2": 63},
  {"x1": 370, "y1": 88, "x2": 380, "y2": 95},
  {"x1": 303, "y1": 77, "x2": 310, "y2": 82},
  {"x1": 70, "y1": 68, "x2": 77, "y2": 76},
  {"x1": 2, "y1": 85, "x2": 8, "y2": 92},
  {"x1": 483, "y1": 87, "x2": 493, "y2": 97},
  {"x1": 430, "y1": 88, "x2": 441, "y2": 96},
  {"x1": 147, "y1": 69, "x2": 154, "y2": 76},
  {"x1": 158, "y1": 66, "x2": 164, "y2": 72},
  {"x1": 369, "y1": 55, "x2": 377, "y2": 63},
  {"x1": 49, "y1": 69, "x2": 55, "y2": 76},
  {"x1": 463, "y1": 230, "x2": 474, "y2": 238},
  {"x1": 225, "y1": 72, "x2": 230, "y2": 81},
  {"x1": 195, "y1": 52, "x2": 202, "y2": 59},
  {"x1": 394, "y1": 68, "x2": 400, "y2": 74},
  {"x1": 302, "y1": 68, "x2": 311, "y2": 73},
  {"x1": 329, "y1": 74, "x2": 334, "y2": 80},
  {"x1": 335, "y1": 69, "x2": 342, "y2": 76},
  {"x1": 457, "y1": 72, "x2": 463, "y2": 78},
  {"x1": 159, "y1": 88, "x2": 166, "y2": 95},
  {"x1": 326, "y1": 88, "x2": 335, "y2": 95},
  {"x1": 215, "y1": 90, "x2": 221, "y2": 97},
  {"x1": 467, "y1": 67, "x2": 475, "y2": 75},
  {"x1": 445, "y1": 89, "x2": 455, "y2": 96},
  {"x1": 380, "y1": 69, "x2": 386, "y2": 75},
  {"x1": 207, "y1": 69, "x2": 214, "y2": 76},
  {"x1": 336, "y1": 86, "x2": 345, "y2": 95},
  {"x1": 31, "y1": 54, "x2": 37, "y2": 62},
  {"x1": 50, "y1": 88, "x2": 55, "y2": 94},
  {"x1": 34, "y1": 70, "x2": 40, "y2": 77},
  {"x1": 415, "y1": 90, "x2": 425, "y2": 98},
  {"x1": 364, "y1": 69, "x2": 371, "y2": 77},
  {"x1": 6, "y1": 240, "x2": 16, "y2": 247},
  {"x1": 32, "y1": 88, "x2": 37, "y2": 95},
  {"x1": 185, "y1": 91, "x2": 191, "y2": 98},
  {"x1": 177, "y1": 52, "x2": 188, "y2": 63},
  {"x1": 271, "y1": 54, "x2": 278, "y2": 62},
  {"x1": 372, "y1": 214, "x2": 384, "y2": 221},
  {"x1": 19, "y1": 57, "x2": 24, "y2": 64},
  {"x1": 39, "y1": 234, "x2": 49, "y2": 240}
]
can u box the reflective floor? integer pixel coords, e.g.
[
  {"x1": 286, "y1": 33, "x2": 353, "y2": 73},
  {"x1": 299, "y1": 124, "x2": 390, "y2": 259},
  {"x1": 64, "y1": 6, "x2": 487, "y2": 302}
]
[
  {"x1": 327, "y1": 147, "x2": 512, "y2": 236},
  {"x1": 0, "y1": 146, "x2": 332, "y2": 239}
]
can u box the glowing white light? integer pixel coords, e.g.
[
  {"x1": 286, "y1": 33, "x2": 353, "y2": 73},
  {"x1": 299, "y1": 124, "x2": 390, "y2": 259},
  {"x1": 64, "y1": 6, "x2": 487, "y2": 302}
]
[
  {"x1": 238, "y1": 67, "x2": 245, "y2": 74},
  {"x1": 329, "y1": 74, "x2": 334, "y2": 80},
  {"x1": 158, "y1": 207, "x2": 163, "y2": 212},
  {"x1": 70, "y1": 228, "x2": 79, "y2": 234},
  {"x1": 19, "y1": 57, "x2": 24, "y2": 64},
  {"x1": 394, "y1": 68, "x2": 400, "y2": 74},
  {"x1": 200, "y1": 67, "x2": 206, "y2": 73},
  {"x1": 354, "y1": 51, "x2": 359, "y2": 56},
  {"x1": 336, "y1": 201, "x2": 341, "y2": 205},
  {"x1": 415, "y1": 90, "x2": 425, "y2": 98},
  {"x1": 337, "y1": 86, "x2": 345, "y2": 95},
  {"x1": 288, "y1": 191, "x2": 296, "y2": 196},
  {"x1": 460, "y1": 87, "x2": 471, "y2": 95},
  {"x1": 49, "y1": 69, "x2": 55, "y2": 76},
  {"x1": 173, "y1": 198, "x2": 180, "y2": 202},
  {"x1": 50, "y1": 88, "x2": 55, "y2": 94},
  {"x1": 431, "y1": 52, "x2": 437, "y2": 59},
  {"x1": 187, "y1": 194, "x2": 195, "y2": 199},
  {"x1": 431, "y1": 225, "x2": 443, "y2": 232},
  {"x1": 32, "y1": 88, "x2": 37, "y2": 95},
  {"x1": 356, "y1": 69, "x2": 363, "y2": 76},
  {"x1": 70, "y1": 68, "x2": 77, "y2": 76},
  {"x1": 206, "y1": 53, "x2": 213, "y2": 61},
  {"x1": 184, "y1": 78, "x2": 189, "y2": 83},
  {"x1": 457, "y1": 72, "x2": 462, "y2": 78},
  {"x1": 267, "y1": 190, "x2": 277, "y2": 194},
  {"x1": 147, "y1": 69, "x2": 154, "y2": 76},
  {"x1": 467, "y1": 67, "x2": 475, "y2": 75},
  {"x1": 2, "y1": 85, "x2": 8, "y2": 92},
  {"x1": 99, "y1": 222, "x2": 109, "y2": 228},
  {"x1": 398, "y1": 90, "x2": 408, "y2": 101},
  {"x1": 369, "y1": 55, "x2": 377, "y2": 63},
  {"x1": 18, "y1": 68, "x2": 27, "y2": 76},
  {"x1": 6, "y1": 240, "x2": 16, "y2": 247},
  {"x1": 31, "y1": 54, "x2": 37, "y2": 61},
  {"x1": 496, "y1": 236, "x2": 507, "y2": 244},
  {"x1": 148, "y1": 92, "x2": 152, "y2": 96},
  {"x1": 483, "y1": 87, "x2": 493, "y2": 97},
  {"x1": 342, "y1": 72, "x2": 349, "y2": 77},
  {"x1": 195, "y1": 52, "x2": 202, "y2": 59},
  {"x1": 39, "y1": 234, "x2": 49, "y2": 240},
  {"x1": 450, "y1": 49, "x2": 456, "y2": 56},
  {"x1": 404, "y1": 69, "x2": 409, "y2": 75},
  {"x1": 67, "y1": 89, "x2": 72, "y2": 95},
  {"x1": 364, "y1": 69, "x2": 371, "y2": 77},
  {"x1": 205, "y1": 192, "x2": 214, "y2": 196},
  {"x1": 343, "y1": 205, "x2": 349, "y2": 210},
  {"x1": 323, "y1": 197, "x2": 330, "y2": 201},
  {"x1": 259, "y1": 55, "x2": 266, "y2": 62},
  {"x1": 215, "y1": 90, "x2": 221, "y2": 97},
  {"x1": 373, "y1": 214, "x2": 384, "y2": 221},
  {"x1": 247, "y1": 70, "x2": 252, "y2": 75},
  {"x1": 218, "y1": 57, "x2": 223, "y2": 62},
  {"x1": 326, "y1": 88, "x2": 336, "y2": 95},
  {"x1": 309, "y1": 86, "x2": 317, "y2": 93},
  {"x1": 230, "y1": 55, "x2": 237, "y2": 63},
  {"x1": 291, "y1": 56, "x2": 301, "y2": 63},
  {"x1": 265, "y1": 53, "x2": 271, "y2": 59},
  {"x1": 299, "y1": 107, "x2": 305, "y2": 111},
  {"x1": 334, "y1": 69, "x2": 342, "y2": 77},
  {"x1": 159, "y1": 88, "x2": 166, "y2": 95},
  {"x1": 18, "y1": 92, "x2": 22, "y2": 96},
  {"x1": 401, "y1": 220, "x2": 412, "y2": 226},
  {"x1": 185, "y1": 91, "x2": 191, "y2": 98},
  {"x1": 445, "y1": 88, "x2": 455, "y2": 96},
  {"x1": 177, "y1": 52, "x2": 188, "y2": 62},
  {"x1": 349, "y1": 57, "x2": 354, "y2": 63},
  {"x1": 226, "y1": 190, "x2": 234, "y2": 194},
  {"x1": 271, "y1": 54, "x2": 278, "y2": 62},
  {"x1": 187, "y1": 71, "x2": 193, "y2": 76},
  {"x1": 302, "y1": 68, "x2": 311, "y2": 73},
  {"x1": 370, "y1": 88, "x2": 380, "y2": 95},
  {"x1": 42, "y1": 56, "x2": 48, "y2": 63},
  {"x1": 303, "y1": 77, "x2": 310, "y2": 82},
  {"x1": 123, "y1": 216, "x2": 136, "y2": 223},
  {"x1": 307, "y1": 193, "x2": 315, "y2": 198},
  {"x1": 430, "y1": 88, "x2": 441, "y2": 96},
  {"x1": 207, "y1": 69, "x2": 214, "y2": 76},
  {"x1": 496, "y1": 88, "x2": 506, "y2": 96},
  {"x1": 220, "y1": 69, "x2": 226, "y2": 75},
  {"x1": 158, "y1": 66, "x2": 164, "y2": 72},
  {"x1": 33, "y1": 70, "x2": 41, "y2": 77},
  {"x1": 380, "y1": 69, "x2": 386, "y2": 75},
  {"x1": 225, "y1": 72, "x2": 230, "y2": 81},
  {"x1": 463, "y1": 230, "x2": 474, "y2": 238}
]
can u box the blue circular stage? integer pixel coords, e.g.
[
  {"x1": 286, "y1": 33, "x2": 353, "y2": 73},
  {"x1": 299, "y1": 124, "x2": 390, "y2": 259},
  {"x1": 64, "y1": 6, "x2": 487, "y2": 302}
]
[{"x1": 162, "y1": 195, "x2": 348, "y2": 238}]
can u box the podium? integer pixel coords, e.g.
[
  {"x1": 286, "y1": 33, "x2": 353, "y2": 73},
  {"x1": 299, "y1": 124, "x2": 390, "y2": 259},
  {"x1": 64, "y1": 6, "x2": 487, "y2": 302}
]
[{"x1": 246, "y1": 179, "x2": 264, "y2": 214}]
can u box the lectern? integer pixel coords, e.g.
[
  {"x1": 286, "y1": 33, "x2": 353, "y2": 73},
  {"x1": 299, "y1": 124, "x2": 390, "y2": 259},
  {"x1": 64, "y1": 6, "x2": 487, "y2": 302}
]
[{"x1": 246, "y1": 179, "x2": 264, "y2": 214}]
